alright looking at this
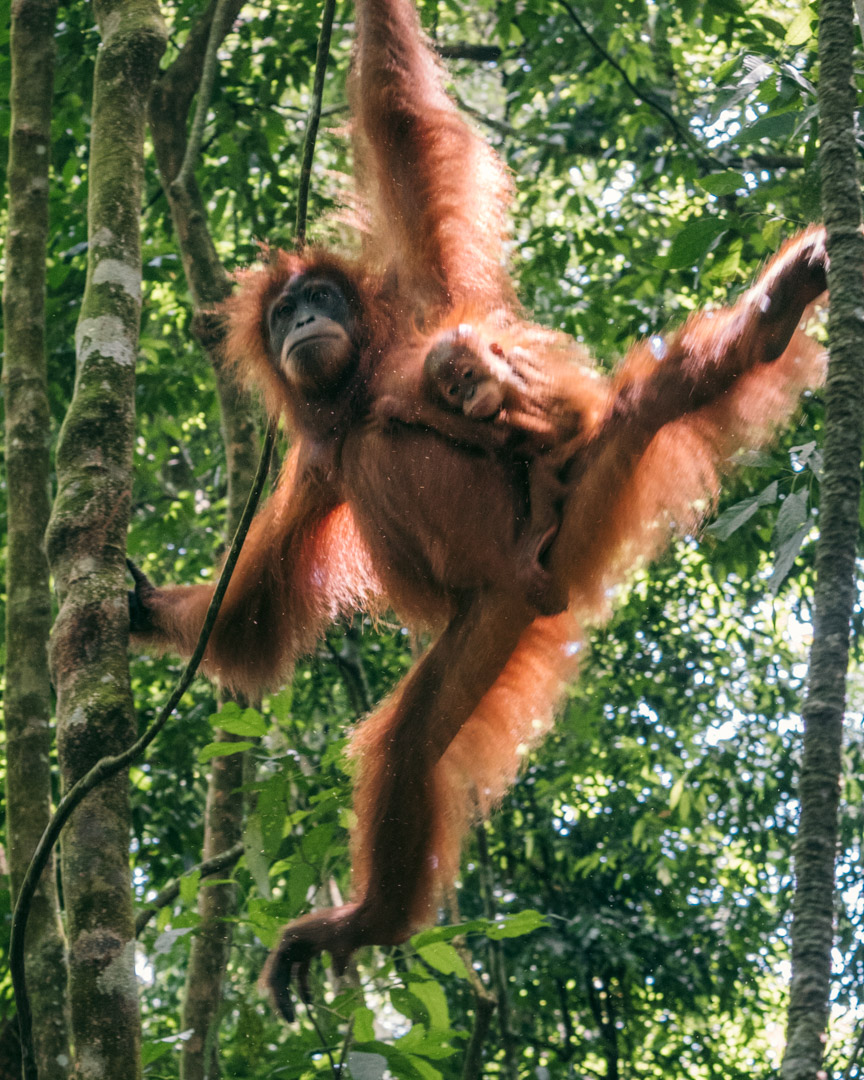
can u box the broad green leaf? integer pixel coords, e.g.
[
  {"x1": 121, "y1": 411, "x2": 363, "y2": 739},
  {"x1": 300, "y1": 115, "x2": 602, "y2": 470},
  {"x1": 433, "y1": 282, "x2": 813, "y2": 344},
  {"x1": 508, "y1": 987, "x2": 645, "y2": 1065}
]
[
  {"x1": 286, "y1": 861, "x2": 317, "y2": 914},
  {"x1": 773, "y1": 488, "x2": 810, "y2": 545},
  {"x1": 179, "y1": 869, "x2": 200, "y2": 907},
  {"x1": 409, "y1": 980, "x2": 450, "y2": 1030},
  {"x1": 243, "y1": 815, "x2": 272, "y2": 899},
  {"x1": 351, "y1": 1006, "x2": 376, "y2": 1043},
  {"x1": 258, "y1": 774, "x2": 287, "y2": 858},
  {"x1": 209, "y1": 706, "x2": 266, "y2": 737},
  {"x1": 665, "y1": 219, "x2": 728, "y2": 269},
  {"x1": 769, "y1": 523, "x2": 810, "y2": 595},
  {"x1": 706, "y1": 481, "x2": 778, "y2": 540},
  {"x1": 698, "y1": 171, "x2": 746, "y2": 196},
  {"x1": 197, "y1": 740, "x2": 253, "y2": 763},
  {"x1": 484, "y1": 909, "x2": 547, "y2": 939},
  {"x1": 786, "y1": 9, "x2": 813, "y2": 45},
  {"x1": 415, "y1": 942, "x2": 469, "y2": 978},
  {"x1": 669, "y1": 776, "x2": 686, "y2": 810}
]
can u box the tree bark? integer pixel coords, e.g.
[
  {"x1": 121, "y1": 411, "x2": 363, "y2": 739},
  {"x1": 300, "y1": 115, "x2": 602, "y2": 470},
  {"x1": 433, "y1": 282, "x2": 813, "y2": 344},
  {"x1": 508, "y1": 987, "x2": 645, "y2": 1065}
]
[
  {"x1": 44, "y1": 1, "x2": 166, "y2": 1076},
  {"x1": 781, "y1": 0, "x2": 864, "y2": 1076},
  {"x1": 179, "y1": 732, "x2": 245, "y2": 1080},
  {"x1": 2, "y1": 1, "x2": 72, "y2": 1076},
  {"x1": 149, "y1": 7, "x2": 260, "y2": 1075}
]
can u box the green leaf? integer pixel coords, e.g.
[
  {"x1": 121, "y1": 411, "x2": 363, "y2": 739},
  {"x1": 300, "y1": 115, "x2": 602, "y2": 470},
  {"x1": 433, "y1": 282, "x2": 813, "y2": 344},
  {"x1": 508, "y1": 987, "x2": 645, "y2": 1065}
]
[
  {"x1": 258, "y1": 774, "x2": 287, "y2": 858},
  {"x1": 706, "y1": 481, "x2": 778, "y2": 540},
  {"x1": 415, "y1": 942, "x2": 469, "y2": 978},
  {"x1": 179, "y1": 869, "x2": 200, "y2": 907},
  {"x1": 268, "y1": 686, "x2": 293, "y2": 722},
  {"x1": 409, "y1": 980, "x2": 450, "y2": 1030},
  {"x1": 669, "y1": 776, "x2": 685, "y2": 810},
  {"x1": 408, "y1": 1058, "x2": 445, "y2": 1080},
  {"x1": 391, "y1": 987, "x2": 422, "y2": 1022},
  {"x1": 209, "y1": 705, "x2": 266, "y2": 737},
  {"x1": 286, "y1": 862, "x2": 317, "y2": 914},
  {"x1": 773, "y1": 488, "x2": 809, "y2": 546},
  {"x1": 698, "y1": 171, "x2": 746, "y2": 196},
  {"x1": 197, "y1": 741, "x2": 253, "y2": 763},
  {"x1": 141, "y1": 1040, "x2": 170, "y2": 1066},
  {"x1": 351, "y1": 1006, "x2": 377, "y2": 1043},
  {"x1": 785, "y1": 9, "x2": 813, "y2": 45},
  {"x1": 665, "y1": 219, "x2": 728, "y2": 269},
  {"x1": 243, "y1": 815, "x2": 272, "y2": 899},
  {"x1": 769, "y1": 507, "x2": 811, "y2": 595},
  {"x1": 484, "y1": 909, "x2": 547, "y2": 939},
  {"x1": 712, "y1": 54, "x2": 742, "y2": 83},
  {"x1": 791, "y1": 441, "x2": 823, "y2": 480}
]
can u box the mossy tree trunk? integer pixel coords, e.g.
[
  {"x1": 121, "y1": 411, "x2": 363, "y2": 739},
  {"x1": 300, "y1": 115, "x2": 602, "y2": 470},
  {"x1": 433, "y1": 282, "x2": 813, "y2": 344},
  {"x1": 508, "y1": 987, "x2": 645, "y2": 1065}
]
[
  {"x1": 2, "y1": 1, "x2": 72, "y2": 1076},
  {"x1": 44, "y1": 1, "x2": 166, "y2": 1076},
  {"x1": 781, "y1": 0, "x2": 864, "y2": 1076},
  {"x1": 149, "y1": 6, "x2": 259, "y2": 1074}
]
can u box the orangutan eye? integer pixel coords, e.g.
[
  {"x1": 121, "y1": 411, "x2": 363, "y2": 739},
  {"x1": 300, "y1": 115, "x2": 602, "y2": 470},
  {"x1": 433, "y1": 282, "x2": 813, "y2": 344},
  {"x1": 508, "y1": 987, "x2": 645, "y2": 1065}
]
[{"x1": 307, "y1": 285, "x2": 333, "y2": 305}]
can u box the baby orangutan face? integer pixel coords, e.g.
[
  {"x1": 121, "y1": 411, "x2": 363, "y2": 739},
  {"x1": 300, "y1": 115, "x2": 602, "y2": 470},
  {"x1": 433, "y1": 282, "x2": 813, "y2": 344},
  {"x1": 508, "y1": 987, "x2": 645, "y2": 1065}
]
[{"x1": 423, "y1": 326, "x2": 505, "y2": 419}]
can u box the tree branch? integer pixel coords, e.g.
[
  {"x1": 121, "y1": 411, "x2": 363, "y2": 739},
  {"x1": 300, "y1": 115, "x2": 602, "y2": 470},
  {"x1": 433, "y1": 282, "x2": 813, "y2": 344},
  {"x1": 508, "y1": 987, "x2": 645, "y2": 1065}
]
[
  {"x1": 172, "y1": 0, "x2": 235, "y2": 197},
  {"x1": 438, "y1": 42, "x2": 502, "y2": 61},
  {"x1": 135, "y1": 842, "x2": 245, "y2": 936},
  {"x1": 296, "y1": 0, "x2": 337, "y2": 247}
]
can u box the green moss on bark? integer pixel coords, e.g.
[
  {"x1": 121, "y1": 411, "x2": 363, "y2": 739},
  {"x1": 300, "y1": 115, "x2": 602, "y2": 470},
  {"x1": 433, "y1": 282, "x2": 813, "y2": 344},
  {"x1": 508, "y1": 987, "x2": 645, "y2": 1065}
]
[
  {"x1": 2, "y1": 0, "x2": 72, "y2": 1075},
  {"x1": 44, "y1": 1, "x2": 166, "y2": 1077}
]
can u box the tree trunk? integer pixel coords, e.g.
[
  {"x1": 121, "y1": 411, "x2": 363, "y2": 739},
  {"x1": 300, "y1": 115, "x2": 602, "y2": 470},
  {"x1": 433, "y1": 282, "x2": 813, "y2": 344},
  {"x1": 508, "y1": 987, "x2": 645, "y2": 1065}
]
[
  {"x1": 2, "y1": 1, "x2": 72, "y2": 1076},
  {"x1": 781, "y1": 0, "x2": 864, "y2": 1076},
  {"x1": 148, "y1": 8, "x2": 260, "y2": 1075},
  {"x1": 44, "y1": 2, "x2": 166, "y2": 1076},
  {"x1": 179, "y1": 732, "x2": 246, "y2": 1080}
]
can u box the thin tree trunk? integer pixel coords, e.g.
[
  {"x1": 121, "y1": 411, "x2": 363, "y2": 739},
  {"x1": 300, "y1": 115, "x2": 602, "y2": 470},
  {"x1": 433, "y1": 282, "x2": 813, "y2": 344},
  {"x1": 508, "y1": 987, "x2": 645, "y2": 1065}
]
[
  {"x1": 781, "y1": 0, "x2": 864, "y2": 1075},
  {"x1": 2, "y1": 1, "x2": 71, "y2": 1076},
  {"x1": 179, "y1": 732, "x2": 245, "y2": 1080},
  {"x1": 148, "y1": 8, "x2": 259, "y2": 1074},
  {"x1": 44, "y1": 1, "x2": 166, "y2": 1076},
  {"x1": 475, "y1": 827, "x2": 519, "y2": 1080}
]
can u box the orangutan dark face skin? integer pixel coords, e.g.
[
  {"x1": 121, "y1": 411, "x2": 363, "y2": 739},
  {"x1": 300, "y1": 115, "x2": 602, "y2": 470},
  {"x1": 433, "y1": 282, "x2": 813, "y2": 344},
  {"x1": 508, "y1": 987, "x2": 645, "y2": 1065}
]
[{"x1": 268, "y1": 273, "x2": 358, "y2": 394}]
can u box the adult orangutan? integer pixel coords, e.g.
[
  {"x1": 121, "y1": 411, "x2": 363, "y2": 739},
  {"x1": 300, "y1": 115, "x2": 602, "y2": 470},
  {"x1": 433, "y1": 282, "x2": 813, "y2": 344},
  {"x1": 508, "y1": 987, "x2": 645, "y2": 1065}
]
[{"x1": 130, "y1": 0, "x2": 828, "y2": 1019}]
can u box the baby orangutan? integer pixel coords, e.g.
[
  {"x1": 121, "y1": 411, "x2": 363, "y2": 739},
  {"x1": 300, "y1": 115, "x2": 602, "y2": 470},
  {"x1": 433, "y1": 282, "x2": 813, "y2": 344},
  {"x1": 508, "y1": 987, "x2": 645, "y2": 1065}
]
[{"x1": 374, "y1": 324, "x2": 591, "y2": 615}]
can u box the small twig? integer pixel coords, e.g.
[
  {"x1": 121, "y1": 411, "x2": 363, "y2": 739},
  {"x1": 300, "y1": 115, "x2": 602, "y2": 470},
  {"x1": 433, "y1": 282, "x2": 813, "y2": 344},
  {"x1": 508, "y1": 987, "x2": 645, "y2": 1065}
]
[
  {"x1": 304, "y1": 999, "x2": 340, "y2": 1077},
  {"x1": 12, "y1": 421, "x2": 277, "y2": 1080},
  {"x1": 475, "y1": 825, "x2": 519, "y2": 1080},
  {"x1": 173, "y1": 0, "x2": 235, "y2": 196},
  {"x1": 454, "y1": 93, "x2": 564, "y2": 147},
  {"x1": 452, "y1": 937, "x2": 497, "y2": 1080},
  {"x1": 275, "y1": 101, "x2": 349, "y2": 119},
  {"x1": 336, "y1": 1015, "x2": 355, "y2": 1076},
  {"x1": 135, "y1": 841, "x2": 245, "y2": 936},
  {"x1": 295, "y1": 0, "x2": 337, "y2": 247}
]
